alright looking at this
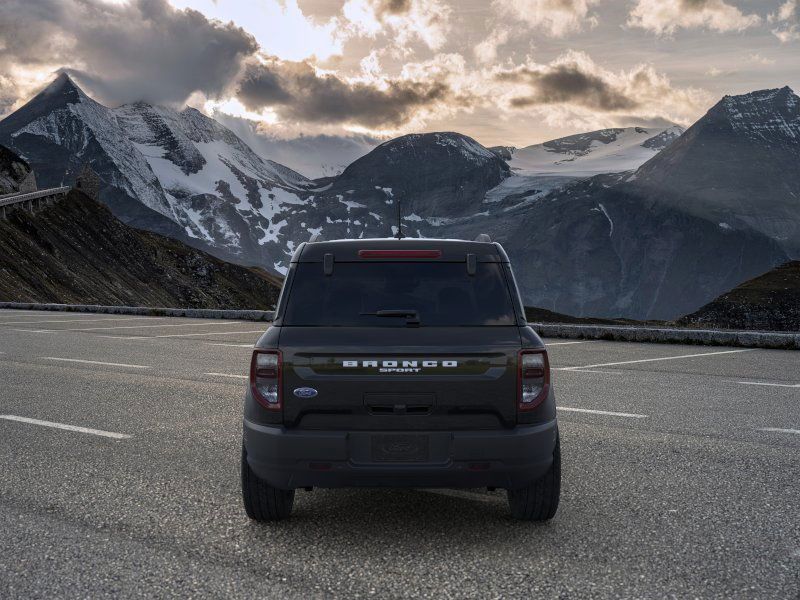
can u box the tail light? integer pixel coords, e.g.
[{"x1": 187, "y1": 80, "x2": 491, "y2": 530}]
[
  {"x1": 518, "y1": 349, "x2": 550, "y2": 410},
  {"x1": 250, "y1": 349, "x2": 281, "y2": 410}
]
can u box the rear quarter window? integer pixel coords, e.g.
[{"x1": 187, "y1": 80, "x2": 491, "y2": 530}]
[{"x1": 283, "y1": 261, "x2": 517, "y2": 327}]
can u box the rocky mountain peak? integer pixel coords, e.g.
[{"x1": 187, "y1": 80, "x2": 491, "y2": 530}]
[
  {"x1": 335, "y1": 131, "x2": 508, "y2": 189},
  {"x1": 369, "y1": 131, "x2": 500, "y2": 164},
  {"x1": 705, "y1": 86, "x2": 800, "y2": 142},
  {"x1": 33, "y1": 72, "x2": 96, "y2": 111}
]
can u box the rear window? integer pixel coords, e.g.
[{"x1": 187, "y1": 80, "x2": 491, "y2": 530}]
[{"x1": 282, "y1": 262, "x2": 517, "y2": 327}]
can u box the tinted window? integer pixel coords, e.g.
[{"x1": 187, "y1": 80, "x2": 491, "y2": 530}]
[{"x1": 283, "y1": 262, "x2": 517, "y2": 327}]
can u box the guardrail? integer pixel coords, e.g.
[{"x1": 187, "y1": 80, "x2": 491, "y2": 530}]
[
  {"x1": 0, "y1": 302, "x2": 797, "y2": 348},
  {"x1": 0, "y1": 186, "x2": 71, "y2": 206},
  {"x1": 529, "y1": 322, "x2": 799, "y2": 350},
  {"x1": 0, "y1": 302, "x2": 274, "y2": 321},
  {"x1": 0, "y1": 186, "x2": 71, "y2": 215}
]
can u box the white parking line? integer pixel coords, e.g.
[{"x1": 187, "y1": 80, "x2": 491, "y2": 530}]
[
  {"x1": 560, "y1": 349, "x2": 753, "y2": 371},
  {"x1": 206, "y1": 372, "x2": 248, "y2": 379},
  {"x1": 0, "y1": 317, "x2": 162, "y2": 326},
  {"x1": 150, "y1": 330, "x2": 265, "y2": 339},
  {"x1": 739, "y1": 381, "x2": 800, "y2": 389},
  {"x1": 205, "y1": 343, "x2": 254, "y2": 348},
  {"x1": 558, "y1": 406, "x2": 647, "y2": 418},
  {"x1": 24, "y1": 321, "x2": 238, "y2": 332},
  {"x1": 0, "y1": 415, "x2": 131, "y2": 439},
  {"x1": 40, "y1": 357, "x2": 151, "y2": 369},
  {"x1": 758, "y1": 427, "x2": 800, "y2": 436},
  {"x1": 545, "y1": 340, "x2": 597, "y2": 346},
  {"x1": 554, "y1": 368, "x2": 623, "y2": 375}
]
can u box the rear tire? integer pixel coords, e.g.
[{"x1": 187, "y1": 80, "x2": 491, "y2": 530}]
[
  {"x1": 241, "y1": 444, "x2": 295, "y2": 521},
  {"x1": 507, "y1": 435, "x2": 561, "y2": 521}
]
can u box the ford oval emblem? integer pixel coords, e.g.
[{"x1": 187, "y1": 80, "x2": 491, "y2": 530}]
[{"x1": 293, "y1": 387, "x2": 318, "y2": 399}]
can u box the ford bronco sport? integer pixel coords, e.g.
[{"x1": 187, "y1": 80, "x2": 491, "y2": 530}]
[{"x1": 241, "y1": 238, "x2": 560, "y2": 521}]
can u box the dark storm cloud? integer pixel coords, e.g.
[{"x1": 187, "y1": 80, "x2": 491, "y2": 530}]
[
  {"x1": 237, "y1": 58, "x2": 451, "y2": 127},
  {"x1": 497, "y1": 62, "x2": 639, "y2": 111},
  {"x1": 0, "y1": 0, "x2": 257, "y2": 106}
]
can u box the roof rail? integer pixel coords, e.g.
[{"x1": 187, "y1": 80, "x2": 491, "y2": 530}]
[{"x1": 474, "y1": 233, "x2": 492, "y2": 243}]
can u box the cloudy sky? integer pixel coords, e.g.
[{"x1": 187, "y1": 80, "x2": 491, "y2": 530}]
[{"x1": 0, "y1": 0, "x2": 798, "y2": 146}]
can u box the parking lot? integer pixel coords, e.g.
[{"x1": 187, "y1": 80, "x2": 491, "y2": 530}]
[{"x1": 0, "y1": 308, "x2": 798, "y2": 598}]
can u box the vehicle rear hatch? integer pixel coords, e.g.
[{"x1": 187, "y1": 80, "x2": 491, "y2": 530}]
[
  {"x1": 276, "y1": 242, "x2": 524, "y2": 430},
  {"x1": 280, "y1": 326, "x2": 520, "y2": 430}
]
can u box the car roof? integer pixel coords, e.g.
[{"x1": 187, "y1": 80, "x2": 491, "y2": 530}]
[{"x1": 294, "y1": 238, "x2": 509, "y2": 263}]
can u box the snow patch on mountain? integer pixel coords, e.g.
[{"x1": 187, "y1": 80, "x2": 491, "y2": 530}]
[{"x1": 507, "y1": 126, "x2": 684, "y2": 177}]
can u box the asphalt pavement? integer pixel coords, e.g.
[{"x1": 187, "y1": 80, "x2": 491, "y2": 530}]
[{"x1": 0, "y1": 309, "x2": 798, "y2": 598}]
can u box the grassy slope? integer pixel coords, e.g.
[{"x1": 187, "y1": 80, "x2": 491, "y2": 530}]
[
  {"x1": 0, "y1": 190, "x2": 280, "y2": 309},
  {"x1": 677, "y1": 261, "x2": 800, "y2": 331}
]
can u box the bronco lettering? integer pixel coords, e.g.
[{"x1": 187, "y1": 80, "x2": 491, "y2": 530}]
[{"x1": 342, "y1": 359, "x2": 459, "y2": 368}]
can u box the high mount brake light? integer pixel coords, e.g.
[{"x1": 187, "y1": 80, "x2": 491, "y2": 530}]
[
  {"x1": 358, "y1": 249, "x2": 442, "y2": 259},
  {"x1": 250, "y1": 349, "x2": 282, "y2": 410},
  {"x1": 518, "y1": 349, "x2": 550, "y2": 411}
]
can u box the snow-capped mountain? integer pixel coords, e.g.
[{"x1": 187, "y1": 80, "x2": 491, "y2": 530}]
[
  {"x1": 1, "y1": 75, "x2": 795, "y2": 320},
  {"x1": 453, "y1": 88, "x2": 799, "y2": 319},
  {"x1": 634, "y1": 86, "x2": 800, "y2": 255},
  {"x1": 481, "y1": 125, "x2": 684, "y2": 209},
  {"x1": 0, "y1": 73, "x2": 319, "y2": 267},
  {"x1": 503, "y1": 126, "x2": 684, "y2": 177}
]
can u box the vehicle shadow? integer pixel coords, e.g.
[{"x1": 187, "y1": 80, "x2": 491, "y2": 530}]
[{"x1": 244, "y1": 487, "x2": 560, "y2": 549}]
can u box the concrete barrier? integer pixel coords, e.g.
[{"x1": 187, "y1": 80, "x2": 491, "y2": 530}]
[
  {"x1": 529, "y1": 322, "x2": 800, "y2": 350},
  {"x1": 0, "y1": 302, "x2": 274, "y2": 321},
  {"x1": 0, "y1": 303, "x2": 797, "y2": 349}
]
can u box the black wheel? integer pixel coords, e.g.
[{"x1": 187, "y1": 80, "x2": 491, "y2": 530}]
[
  {"x1": 241, "y1": 444, "x2": 295, "y2": 521},
  {"x1": 507, "y1": 435, "x2": 561, "y2": 521}
]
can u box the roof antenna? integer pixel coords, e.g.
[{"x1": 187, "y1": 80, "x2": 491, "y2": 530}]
[{"x1": 396, "y1": 197, "x2": 404, "y2": 239}]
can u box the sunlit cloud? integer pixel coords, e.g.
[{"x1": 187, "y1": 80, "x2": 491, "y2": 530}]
[
  {"x1": 235, "y1": 54, "x2": 455, "y2": 130},
  {"x1": 491, "y1": 50, "x2": 711, "y2": 127},
  {"x1": 204, "y1": 97, "x2": 280, "y2": 125},
  {"x1": 768, "y1": 0, "x2": 800, "y2": 42},
  {"x1": 342, "y1": 0, "x2": 451, "y2": 51},
  {"x1": 747, "y1": 53, "x2": 777, "y2": 65},
  {"x1": 493, "y1": 0, "x2": 600, "y2": 38},
  {"x1": 0, "y1": 0, "x2": 257, "y2": 108},
  {"x1": 627, "y1": 0, "x2": 761, "y2": 35},
  {"x1": 474, "y1": 28, "x2": 510, "y2": 64},
  {"x1": 705, "y1": 66, "x2": 736, "y2": 77}
]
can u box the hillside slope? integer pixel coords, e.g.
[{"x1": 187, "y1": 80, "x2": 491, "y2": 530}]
[
  {"x1": 678, "y1": 261, "x2": 800, "y2": 331},
  {"x1": 634, "y1": 87, "x2": 800, "y2": 256},
  {"x1": 0, "y1": 190, "x2": 281, "y2": 308}
]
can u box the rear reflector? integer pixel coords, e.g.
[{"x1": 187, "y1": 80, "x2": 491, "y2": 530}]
[
  {"x1": 250, "y1": 349, "x2": 282, "y2": 410},
  {"x1": 358, "y1": 249, "x2": 442, "y2": 259},
  {"x1": 518, "y1": 349, "x2": 550, "y2": 411}
]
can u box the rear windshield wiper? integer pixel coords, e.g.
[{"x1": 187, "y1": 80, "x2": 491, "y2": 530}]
[{"x1": 360, "y1": 309, "x2": 421, "y2": 327}]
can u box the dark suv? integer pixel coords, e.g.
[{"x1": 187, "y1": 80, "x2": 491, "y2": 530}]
[{"x1": 241, "y1": 238, "x2": 560, "y2": 521}]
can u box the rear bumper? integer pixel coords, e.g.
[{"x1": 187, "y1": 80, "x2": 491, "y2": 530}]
[{"x1": 243, "y1": 419, "x2": 558, "y2": 490}]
